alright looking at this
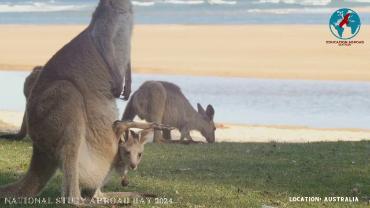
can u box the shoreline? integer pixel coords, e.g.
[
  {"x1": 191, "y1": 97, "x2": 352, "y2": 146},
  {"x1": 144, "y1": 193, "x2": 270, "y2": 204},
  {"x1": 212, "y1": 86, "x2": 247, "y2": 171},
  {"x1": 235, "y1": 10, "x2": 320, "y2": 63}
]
[
  {"x1": 217, "y1": 122, "x2": 370, "y2": 133},
  {"x1": 2, "y1": 67, "x2": 370, "y2": 83},
  {"x1": 1, "y1": 111, "x2": 369, "y2": 143},
  {"x1": 0, "y1": 24, "x2": 369, "y2": 82}
]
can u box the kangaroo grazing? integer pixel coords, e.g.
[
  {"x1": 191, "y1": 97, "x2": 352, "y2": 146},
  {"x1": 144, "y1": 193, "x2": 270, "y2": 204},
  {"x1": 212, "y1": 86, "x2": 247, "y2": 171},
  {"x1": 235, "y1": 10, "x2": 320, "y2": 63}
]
[
  {"x1": 0, "y1": 0, "x2": 136, "y2": 204},
  {"x1": 122, "y1": 81, "x2": 216, "y2": 143},
  {"x1": 0, "y1": 66, "x2": 42, "y2": 141}
]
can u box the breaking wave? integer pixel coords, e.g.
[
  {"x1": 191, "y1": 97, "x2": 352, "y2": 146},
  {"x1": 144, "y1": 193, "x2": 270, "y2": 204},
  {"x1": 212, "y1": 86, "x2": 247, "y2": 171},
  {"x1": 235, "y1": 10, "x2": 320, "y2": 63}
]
[{"x1": 0, "y1": 2, "x2": 90, "y2": 13}]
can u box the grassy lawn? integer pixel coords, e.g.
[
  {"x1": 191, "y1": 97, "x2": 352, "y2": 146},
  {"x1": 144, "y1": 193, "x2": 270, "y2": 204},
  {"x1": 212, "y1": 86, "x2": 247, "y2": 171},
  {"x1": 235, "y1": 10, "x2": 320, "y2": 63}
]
[{"x1": 0, "y1": 138, "x2": 369, "y2": 207}]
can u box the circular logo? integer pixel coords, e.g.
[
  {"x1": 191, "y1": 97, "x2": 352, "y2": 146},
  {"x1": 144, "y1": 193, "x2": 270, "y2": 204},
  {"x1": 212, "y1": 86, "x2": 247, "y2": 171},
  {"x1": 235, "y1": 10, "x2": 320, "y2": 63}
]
[{"x1": 329, "y1": 8, "x2": 361, "y2": 40}]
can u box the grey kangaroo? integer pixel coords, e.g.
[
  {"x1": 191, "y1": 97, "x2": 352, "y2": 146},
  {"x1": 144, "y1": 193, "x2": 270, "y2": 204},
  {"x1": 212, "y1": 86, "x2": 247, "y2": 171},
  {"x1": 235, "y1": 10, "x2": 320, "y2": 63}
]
[
  {"x1": 113, "y1": 122, "x2": 153, "y2": 188},
  {"x1": 90, "y1": 121, "x2": 153, "y2": 199},
  {"x1": 122, "y1": 81, "x2": 216, "y2": 143},
  {"x1": 90, "y1": 120, "x2": 163, "y2": 200},
  {"x1": 0, "y1": 0, "x2": 136, "y2": 205}
]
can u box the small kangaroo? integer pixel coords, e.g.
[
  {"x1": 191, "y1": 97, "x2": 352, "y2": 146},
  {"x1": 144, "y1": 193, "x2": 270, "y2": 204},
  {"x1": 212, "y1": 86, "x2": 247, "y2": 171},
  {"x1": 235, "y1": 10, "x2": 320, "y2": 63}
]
[
  {"x1": 122, "y1": 81, "x2": 216, "y2": 143},
  {"x1": 113, "y1": 123, "x2": 152, "y2": 188},
  {"x1": 0, "y1": 66, "x2": 42, "y2": 140},
  {"x1": 92, "y1": 121, "x2": 153, "y2": 200}
]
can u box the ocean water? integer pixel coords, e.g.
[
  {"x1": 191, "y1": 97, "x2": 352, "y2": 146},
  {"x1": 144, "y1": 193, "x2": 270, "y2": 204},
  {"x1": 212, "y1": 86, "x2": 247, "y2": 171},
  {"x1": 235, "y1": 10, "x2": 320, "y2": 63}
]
[
  {"x1": 0, "y1": 0, "x2": 369, "y2": 24},
  {"x1": 1, "y1": 71, "x2": 370, "y2": 130}
]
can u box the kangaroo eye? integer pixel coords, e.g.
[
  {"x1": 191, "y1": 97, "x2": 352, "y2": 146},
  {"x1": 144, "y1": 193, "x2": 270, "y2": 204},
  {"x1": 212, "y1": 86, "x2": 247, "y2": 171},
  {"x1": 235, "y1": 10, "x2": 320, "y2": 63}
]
[{"x1": 138, "y1": 153, "x2": 142, "y2": 158}]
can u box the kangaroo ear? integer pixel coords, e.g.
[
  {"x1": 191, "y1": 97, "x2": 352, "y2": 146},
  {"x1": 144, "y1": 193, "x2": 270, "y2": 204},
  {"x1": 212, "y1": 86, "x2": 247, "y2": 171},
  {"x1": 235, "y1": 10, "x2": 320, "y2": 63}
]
[
  {"x1": 130, "y1": 130, "x2": 139, "y2": 140},
  {"x1": 139, "y1": 129, "x2": 152, "y2": 145},
  {"x1": 140, "y1": 129, "x2": 152, "y2": 138},
  {"x1": 33, "y1": 66, "x2": 43, "y2": 71},
  {"x1": 120, "y1": 129, "x2": 128, "y2": 143},
  {"x1": 118, "y1": 136, "x2": 124, "y2": 144},
  {"x1": 101, "y1": 0, "x2": 110, "y2": 6},
  {"x1": 197, "y1": 103, "x2": 206, "y2": 116},
  {"x1": 206, "y1": 105, "x2": 215, "y2": 120}
]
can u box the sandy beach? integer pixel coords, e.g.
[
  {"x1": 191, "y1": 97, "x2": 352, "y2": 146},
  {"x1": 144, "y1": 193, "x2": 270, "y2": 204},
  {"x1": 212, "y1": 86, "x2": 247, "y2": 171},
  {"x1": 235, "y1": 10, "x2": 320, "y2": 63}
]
[
  {"x1": 0, "y1": 111, "x2": 369, "y2": 143},
  {"x1": 0, "y1": 24, "x2": 369, "y2": 143},
  {"x1": 0, "y1": 25, "x2": 369, "y2": 81}
]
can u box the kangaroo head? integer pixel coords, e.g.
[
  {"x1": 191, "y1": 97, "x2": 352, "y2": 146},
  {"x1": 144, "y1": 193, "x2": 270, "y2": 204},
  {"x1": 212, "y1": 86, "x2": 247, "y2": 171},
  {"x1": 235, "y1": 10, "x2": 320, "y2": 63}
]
[
  {"x1": 197, "y1": 103, "x2": 216, "y2": 143},
  {"x1": 100, "y1": 0, "x2": 132, "y2": 12},
  {"x1": 118, "y1": 129, "x2": 150, "y2": 171},
  {"x1": 112, "y1": 120, "x2": 173, "y2": 181}
]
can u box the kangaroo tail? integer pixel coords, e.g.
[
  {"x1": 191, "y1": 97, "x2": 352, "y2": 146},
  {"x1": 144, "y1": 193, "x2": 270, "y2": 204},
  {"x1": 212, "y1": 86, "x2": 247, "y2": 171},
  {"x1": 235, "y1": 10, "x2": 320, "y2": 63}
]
[
  {"x1": 0, "y1": 133, "x2": 25, "y2": 141},
  {"x1": 0, "y1": 145, "x2": 57, "y2": 197},
  {"x1": 121, "y1": 95, "x2": 136, "y2": 121},
  {"x1": 0, "y1": 112, "x2": 27, "y2": 141}
]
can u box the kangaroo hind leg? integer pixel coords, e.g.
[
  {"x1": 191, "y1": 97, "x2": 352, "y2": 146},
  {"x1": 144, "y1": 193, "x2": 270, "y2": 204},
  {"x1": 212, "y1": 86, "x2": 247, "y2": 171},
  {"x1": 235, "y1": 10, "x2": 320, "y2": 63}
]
[
  {"x1": 60, "y1": 130, "x2": 84, "y2": 204},
  {"x1": 144, "y1": 83, "x2": 167, "y2": 143},
  {"x1": 162, "y1": 129, "x2": 172, "y2": 140},
  {"x1": 57, "y1": 95, "x2": 86, "y2": 205}
]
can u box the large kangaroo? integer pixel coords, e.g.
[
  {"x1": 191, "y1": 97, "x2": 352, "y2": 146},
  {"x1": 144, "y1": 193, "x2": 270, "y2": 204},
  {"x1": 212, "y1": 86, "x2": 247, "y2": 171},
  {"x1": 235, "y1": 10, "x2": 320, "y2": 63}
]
[
  {"x1": 0, "y1": 0, "x2": 137, "y2": 204},
  {"x1": 122, "y1": 81, "x2": 216, "y2": 143},
  {"x1": 0, "y1": 66, "x2": 42, "y2": 140}
]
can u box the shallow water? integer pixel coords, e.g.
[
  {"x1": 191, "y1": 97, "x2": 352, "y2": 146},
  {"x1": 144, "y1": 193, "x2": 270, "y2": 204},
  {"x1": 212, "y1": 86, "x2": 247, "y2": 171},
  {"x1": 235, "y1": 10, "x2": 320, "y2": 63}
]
[
  {"x1": 0, "y1": 0, "x2": 369, "y2": 24},
  {"x1": 0, "y1": 71, "x2": 370, "y2": 130}
]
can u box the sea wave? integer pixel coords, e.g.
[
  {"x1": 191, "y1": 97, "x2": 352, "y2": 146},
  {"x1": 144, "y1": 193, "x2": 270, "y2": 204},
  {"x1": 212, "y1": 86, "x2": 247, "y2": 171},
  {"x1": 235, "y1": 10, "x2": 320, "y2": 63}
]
[
  {"x1": 161, "y1": 0, "x2": 204, "y2": 5},
  {"x1": 346, "y1": 0, "x2": 370, "y2": 2},
  {"x1": 0, "y1": 0, "x2": 238, "y2": 12},
  {"x1": 0, "y1": 2, "x2": 90, "y2": 13},
  {"x1": 254, "y1": 0, "x2": 332, "y2": 6},
  {"x1": 133, "y1": 0, "x2": 237, "y2": 6},
  {"x1": 208, "y1": 0, "x2": 237, "y2": 5},
  {"x1": 132, "y1": 1, "x2": 156, "y2": 6},
  {"x1": 248, "y1": 7, "x2": 333, "y2": 14},
  {"x1": 2, "y1": 0, "x2": 369, "y2": 15}
]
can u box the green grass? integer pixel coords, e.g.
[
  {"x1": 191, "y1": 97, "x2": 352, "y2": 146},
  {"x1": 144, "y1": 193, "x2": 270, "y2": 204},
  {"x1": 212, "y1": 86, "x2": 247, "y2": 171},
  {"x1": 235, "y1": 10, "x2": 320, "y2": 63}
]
[{"x1": 0, "y1": 138, "x2": 369, "y2": 207}]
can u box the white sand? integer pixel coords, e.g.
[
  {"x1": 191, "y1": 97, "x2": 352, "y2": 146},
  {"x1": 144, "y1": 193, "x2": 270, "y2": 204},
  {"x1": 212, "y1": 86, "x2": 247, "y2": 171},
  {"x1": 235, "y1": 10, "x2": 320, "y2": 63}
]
[
  {"x1": 213, "y1": 124, "x2": 370, "y2": 143},
  {"x1": 0, "y1": 112, "x2": 19, "y2": 134},
  {"x1": 1, "y1": 25, "x2": 370, "y2": 81},
  {"x1": 0, "y1": 111, "x2": 23, "y2": 130},
  {"x1": 1, "y1": 111, "x2": 369, "y2": 143}
]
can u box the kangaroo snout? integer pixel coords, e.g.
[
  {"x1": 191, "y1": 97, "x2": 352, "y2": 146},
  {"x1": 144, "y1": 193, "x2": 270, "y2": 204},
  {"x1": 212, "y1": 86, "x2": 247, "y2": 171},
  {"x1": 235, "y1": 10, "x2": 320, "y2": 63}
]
[{"x1": 130, "y1": 164, "x2": 137, "y2": 170}]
